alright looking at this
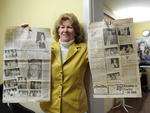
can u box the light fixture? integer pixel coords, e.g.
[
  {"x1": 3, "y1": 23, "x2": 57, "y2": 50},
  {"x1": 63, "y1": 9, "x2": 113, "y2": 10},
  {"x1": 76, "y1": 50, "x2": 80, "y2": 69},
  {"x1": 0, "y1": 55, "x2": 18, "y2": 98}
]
[
  {"x1": 113, "y1": 7, "x2": 150, "y2": 23},
  {"x1": 142, "y1": 30, "x2": 150, "y2": 37}
]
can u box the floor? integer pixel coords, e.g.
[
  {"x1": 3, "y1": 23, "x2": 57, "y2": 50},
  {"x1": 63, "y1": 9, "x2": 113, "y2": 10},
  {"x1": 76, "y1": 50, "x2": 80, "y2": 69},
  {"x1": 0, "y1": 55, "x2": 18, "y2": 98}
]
[{"x1": 107, "y1": 92, "x2": 150, "y2": 113}]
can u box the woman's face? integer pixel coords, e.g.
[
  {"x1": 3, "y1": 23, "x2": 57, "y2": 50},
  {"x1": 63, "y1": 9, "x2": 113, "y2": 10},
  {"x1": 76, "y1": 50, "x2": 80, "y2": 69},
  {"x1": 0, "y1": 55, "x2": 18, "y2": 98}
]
[{"x1": 58, "y1": 19, "x2": 75, "y2": 42}]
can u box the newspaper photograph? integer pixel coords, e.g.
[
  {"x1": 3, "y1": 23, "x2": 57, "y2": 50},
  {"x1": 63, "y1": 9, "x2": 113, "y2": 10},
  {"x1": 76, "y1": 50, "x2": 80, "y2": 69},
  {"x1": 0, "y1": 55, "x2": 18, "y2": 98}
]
[
  {"x1": 88, "y1": 18, "x2": 141, "y2": 98},
  {"x1": 3, "y1": 26, "x2": 51, "y2": 102}
]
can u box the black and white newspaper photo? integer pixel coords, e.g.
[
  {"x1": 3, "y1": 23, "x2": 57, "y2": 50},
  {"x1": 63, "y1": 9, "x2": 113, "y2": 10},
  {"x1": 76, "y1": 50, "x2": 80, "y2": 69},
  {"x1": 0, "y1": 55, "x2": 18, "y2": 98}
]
[
  {"x1": 3, "y1": 26, "x2": 51, "y2": 102},
  {"x1": 88, "y1": 18, "x2": 141, "y2": 98}
]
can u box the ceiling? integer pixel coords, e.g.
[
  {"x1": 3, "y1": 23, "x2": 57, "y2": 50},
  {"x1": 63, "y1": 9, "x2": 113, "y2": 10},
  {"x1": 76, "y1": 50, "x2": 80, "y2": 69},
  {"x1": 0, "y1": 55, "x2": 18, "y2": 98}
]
[{"x1": 104, "y1": 0, "x2": 150, "y2": 23}]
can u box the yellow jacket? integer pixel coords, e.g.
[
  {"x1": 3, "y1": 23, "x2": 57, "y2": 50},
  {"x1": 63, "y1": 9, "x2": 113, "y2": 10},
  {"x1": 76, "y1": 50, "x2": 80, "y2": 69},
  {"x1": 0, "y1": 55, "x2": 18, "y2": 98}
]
[{"x1": 40, "y1": 42, "x2": 88, "y2": 113}]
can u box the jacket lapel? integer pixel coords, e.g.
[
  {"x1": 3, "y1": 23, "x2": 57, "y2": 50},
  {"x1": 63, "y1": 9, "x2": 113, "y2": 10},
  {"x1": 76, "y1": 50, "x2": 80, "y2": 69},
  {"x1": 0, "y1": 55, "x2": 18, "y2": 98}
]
[
  {"x1": 51, "y1": 42, "x2": 81, "y2": 65},
  {"x1": 51, "y1": 42, "x2": 62, "y2": 64},
  {"x1": 63, "y1": 43, "x2": 81, "y2": 64}
]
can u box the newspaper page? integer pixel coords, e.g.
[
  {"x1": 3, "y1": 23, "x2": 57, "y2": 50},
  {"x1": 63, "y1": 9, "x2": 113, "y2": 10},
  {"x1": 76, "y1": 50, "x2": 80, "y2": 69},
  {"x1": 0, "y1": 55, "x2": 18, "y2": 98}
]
[
  {"x1": 3, "y1": 26, "x2": 51, "y2": 102},
  {"x1": 88, "y1": 18, "x2": 142, "y2": 98}
]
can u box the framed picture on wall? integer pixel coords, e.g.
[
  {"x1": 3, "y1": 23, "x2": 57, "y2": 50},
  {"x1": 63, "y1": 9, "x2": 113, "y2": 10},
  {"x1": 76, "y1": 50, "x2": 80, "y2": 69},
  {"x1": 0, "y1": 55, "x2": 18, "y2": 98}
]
[{"x1": 136, "y1": 37, "x2": 150, "y2": 67}]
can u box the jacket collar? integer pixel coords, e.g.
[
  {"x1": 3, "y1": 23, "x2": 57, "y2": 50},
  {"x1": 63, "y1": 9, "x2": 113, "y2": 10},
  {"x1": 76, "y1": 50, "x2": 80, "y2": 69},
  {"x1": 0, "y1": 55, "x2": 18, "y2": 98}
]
[{"x1": 51, "y1": 42, "x2": 81, "y2": 64}]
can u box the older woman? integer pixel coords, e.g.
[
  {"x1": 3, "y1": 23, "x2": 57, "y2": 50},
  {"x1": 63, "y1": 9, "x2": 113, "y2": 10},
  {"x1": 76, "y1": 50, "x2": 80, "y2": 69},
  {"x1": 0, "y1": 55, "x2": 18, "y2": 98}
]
[{"x1": 40, "y1": 13, "x2": 88, "y2": 113}]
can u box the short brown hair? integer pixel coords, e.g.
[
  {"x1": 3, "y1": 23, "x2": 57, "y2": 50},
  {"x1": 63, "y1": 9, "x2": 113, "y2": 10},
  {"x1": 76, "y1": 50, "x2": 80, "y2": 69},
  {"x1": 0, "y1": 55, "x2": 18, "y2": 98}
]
[{"x1": 53, "y1": 13, "x2": 84, "y2": 43}]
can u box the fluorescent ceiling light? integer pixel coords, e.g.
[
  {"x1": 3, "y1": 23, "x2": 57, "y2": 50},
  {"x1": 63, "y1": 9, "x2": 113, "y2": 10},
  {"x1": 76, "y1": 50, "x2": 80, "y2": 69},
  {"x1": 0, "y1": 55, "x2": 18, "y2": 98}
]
[{"x1": 114, "y1": 7, "x2": 150, "y2": 23}]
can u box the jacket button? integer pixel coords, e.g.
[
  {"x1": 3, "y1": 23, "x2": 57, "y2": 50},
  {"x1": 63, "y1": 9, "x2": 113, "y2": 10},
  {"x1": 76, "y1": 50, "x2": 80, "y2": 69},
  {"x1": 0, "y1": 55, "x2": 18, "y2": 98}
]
[{"x1": 60, "y1": 71, "x2": 63, "y2": 73}]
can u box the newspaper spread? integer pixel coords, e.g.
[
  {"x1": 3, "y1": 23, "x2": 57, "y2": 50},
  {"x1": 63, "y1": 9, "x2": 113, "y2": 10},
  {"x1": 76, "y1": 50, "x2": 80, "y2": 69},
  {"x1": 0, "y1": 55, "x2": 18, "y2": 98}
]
[
  {"x1": 3, "y1": 26, "x2": 51, "y2": 102},
  {"x1": 88, "y1": 18, "x2": 142, "y2": 98}
]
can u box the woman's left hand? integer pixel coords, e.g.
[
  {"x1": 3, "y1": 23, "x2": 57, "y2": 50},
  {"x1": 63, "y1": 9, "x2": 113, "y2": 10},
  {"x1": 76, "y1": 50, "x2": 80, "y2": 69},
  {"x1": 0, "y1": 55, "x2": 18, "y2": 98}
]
[
  {"x1": 20, "y1": 24, "x2": 32, "y2": 31},
  {"x1": 104, "y1": 18, "x2": 111, "y2": 27}
]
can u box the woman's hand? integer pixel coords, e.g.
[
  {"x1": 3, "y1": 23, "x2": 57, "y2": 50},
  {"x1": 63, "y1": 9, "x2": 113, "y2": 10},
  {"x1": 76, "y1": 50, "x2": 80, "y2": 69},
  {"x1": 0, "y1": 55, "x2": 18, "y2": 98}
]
[
  {"x1": 20, "y1": 24, "x2": 32, "y2": 31},
  {"x1": 104, "y1": 18, "x2": 111, "y2": 27},
  {"x1": 21, "y1": 24, "x2": 29, "y2": 28}
]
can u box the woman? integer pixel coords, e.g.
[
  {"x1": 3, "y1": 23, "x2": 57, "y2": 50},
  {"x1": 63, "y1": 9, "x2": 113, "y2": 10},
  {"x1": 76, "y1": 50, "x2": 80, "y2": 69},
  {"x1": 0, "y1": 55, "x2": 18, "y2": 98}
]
[
  {"x1": 21, "y1": 13, "x2": 110, "y2": 113},
  {"x1": 40, "y1": 13, "x2": 89, "y2": 113}
]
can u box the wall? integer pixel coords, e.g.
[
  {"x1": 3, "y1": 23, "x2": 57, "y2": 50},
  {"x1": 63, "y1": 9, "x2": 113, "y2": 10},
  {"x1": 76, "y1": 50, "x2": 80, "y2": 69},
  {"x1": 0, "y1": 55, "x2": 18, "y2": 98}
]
[
  {"x1": 0, "y1": 0, "x2": 83, "y2": 84},
  {"x1": 133, "y1": 22, "x2": 150, "y2": 38}
]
